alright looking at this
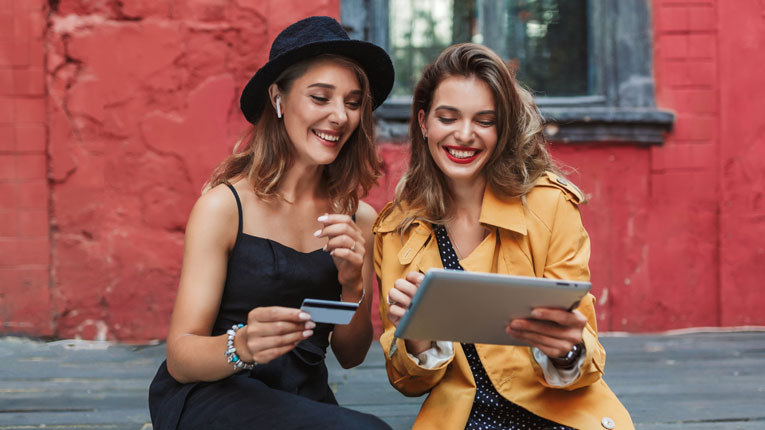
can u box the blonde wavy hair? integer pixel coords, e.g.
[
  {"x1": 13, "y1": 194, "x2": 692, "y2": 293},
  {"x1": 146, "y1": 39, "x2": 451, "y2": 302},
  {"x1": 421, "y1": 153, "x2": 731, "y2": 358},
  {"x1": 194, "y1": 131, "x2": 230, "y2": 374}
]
[
  {"x1": 394, "y1": 43, "x2": 559, "y2": 231},
  {"x1": 207, "y1": 54, "x2": 380, "y2": 214}
]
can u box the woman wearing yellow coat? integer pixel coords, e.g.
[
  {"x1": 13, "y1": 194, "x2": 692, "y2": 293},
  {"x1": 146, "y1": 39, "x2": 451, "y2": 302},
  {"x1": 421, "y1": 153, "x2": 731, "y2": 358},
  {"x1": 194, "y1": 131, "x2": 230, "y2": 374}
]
[{"x1": 374, "y1": 43, "x2": 634, "y2": 430}]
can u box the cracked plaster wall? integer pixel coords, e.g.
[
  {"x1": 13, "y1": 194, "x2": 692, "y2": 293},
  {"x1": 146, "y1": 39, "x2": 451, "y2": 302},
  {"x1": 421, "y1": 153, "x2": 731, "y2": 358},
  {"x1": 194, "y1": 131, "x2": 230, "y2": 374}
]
[{"x1": 45, "y1": 0, "x2": 340, "y2": 340}]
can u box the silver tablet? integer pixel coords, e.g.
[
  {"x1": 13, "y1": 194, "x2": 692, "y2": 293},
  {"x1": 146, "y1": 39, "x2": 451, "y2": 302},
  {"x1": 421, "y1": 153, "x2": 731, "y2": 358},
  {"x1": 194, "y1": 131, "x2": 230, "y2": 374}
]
[{"x1": 393, "y1": 269, "x2": 591, "y2": 346}]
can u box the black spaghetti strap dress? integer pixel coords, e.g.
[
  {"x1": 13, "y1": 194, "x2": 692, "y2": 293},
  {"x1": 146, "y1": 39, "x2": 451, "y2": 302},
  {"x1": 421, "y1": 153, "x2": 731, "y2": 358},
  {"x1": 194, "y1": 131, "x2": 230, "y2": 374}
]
[{"x1": 148, "y1": 184, "x2": 390, "y2": 430}]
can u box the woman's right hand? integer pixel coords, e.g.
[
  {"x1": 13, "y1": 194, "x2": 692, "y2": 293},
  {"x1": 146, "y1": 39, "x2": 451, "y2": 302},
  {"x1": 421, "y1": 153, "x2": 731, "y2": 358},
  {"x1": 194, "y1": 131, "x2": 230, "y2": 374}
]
[
  {"x1": 387, "y1": 271, "x2": 432, "y2": 355},
  {"x1": 238, "y1": 307, "x2": 316, "y2": 365},
  {"x1": 386, "y1": 271, "x2": 424, "y2": 326}
]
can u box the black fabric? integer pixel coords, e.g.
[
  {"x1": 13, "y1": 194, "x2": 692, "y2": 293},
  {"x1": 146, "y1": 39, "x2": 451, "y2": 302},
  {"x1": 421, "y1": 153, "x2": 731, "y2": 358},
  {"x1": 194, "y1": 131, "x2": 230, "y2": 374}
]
[
  {"x1": 239, "y1": 16, "x2": 394, "y2": 124},
  {"x1": 432, "y1": 224, "x2": 572, "y2": 430},
  {"x1": 175, "y1": 372, "x2": 391, "y2": 429},
  {"x1": 148, "y1": 184, "x2": 390, "y2": 430}
]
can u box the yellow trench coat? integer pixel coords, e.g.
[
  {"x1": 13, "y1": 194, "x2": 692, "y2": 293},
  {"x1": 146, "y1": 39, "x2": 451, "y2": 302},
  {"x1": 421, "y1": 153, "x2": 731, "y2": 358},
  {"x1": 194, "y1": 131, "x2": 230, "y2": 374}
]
[{"x1": 373, "y1": 173, "x2": 634, "y2": 430}]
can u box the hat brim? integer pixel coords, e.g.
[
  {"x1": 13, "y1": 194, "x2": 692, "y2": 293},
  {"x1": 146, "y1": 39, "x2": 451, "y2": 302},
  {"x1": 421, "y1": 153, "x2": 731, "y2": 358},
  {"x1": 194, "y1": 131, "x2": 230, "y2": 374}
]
[{"x1": 240, "y1": 39, "x2": 394, "y2": 124}]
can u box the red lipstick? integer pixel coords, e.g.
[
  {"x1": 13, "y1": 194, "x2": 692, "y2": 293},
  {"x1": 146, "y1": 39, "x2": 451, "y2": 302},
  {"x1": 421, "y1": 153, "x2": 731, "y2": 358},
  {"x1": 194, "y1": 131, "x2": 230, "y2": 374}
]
[{"x1": 442, "y1": 146, "x2": 481, "y2": 164}]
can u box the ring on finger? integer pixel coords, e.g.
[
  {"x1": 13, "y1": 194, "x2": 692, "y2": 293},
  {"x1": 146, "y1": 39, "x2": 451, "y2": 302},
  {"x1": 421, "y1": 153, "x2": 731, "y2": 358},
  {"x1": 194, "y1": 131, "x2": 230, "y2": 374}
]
[
  {"x1": 387, "y1": 295, "x2": 397, "y2": 306},
  {"x1": 350, "y1": 241, "x2": 356, "y2": 252}
]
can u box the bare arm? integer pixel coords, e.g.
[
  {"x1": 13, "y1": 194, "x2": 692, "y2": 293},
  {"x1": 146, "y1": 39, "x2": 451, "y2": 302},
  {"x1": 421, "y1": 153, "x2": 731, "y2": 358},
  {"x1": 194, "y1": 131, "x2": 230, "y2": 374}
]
[
  {"x1": 327, "y1": 202, "x2": 376, "y2": 368},
  {"x1": 165, "y1": 185, "x2": 313, "y2": 383},
  {"x1": 165, "y1": 185, "x2": 240, "y2": 383}
]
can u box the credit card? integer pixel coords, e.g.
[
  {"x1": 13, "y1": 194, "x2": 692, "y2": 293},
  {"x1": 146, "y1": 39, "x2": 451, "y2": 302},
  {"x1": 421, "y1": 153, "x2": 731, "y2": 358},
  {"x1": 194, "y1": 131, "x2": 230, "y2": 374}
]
[{"x1": 300, "y1": 298, "x2": 358, "y2": 325}]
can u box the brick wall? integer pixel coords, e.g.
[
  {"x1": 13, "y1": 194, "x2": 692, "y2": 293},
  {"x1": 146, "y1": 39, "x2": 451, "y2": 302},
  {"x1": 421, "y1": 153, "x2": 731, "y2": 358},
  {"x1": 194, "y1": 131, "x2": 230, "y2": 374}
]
[
  {"x1": 0, "y1": 0, "x2": 52, "y2": 336},
  {"x1": 643, "y1": 0, "x2": 721, "y2": 329}
]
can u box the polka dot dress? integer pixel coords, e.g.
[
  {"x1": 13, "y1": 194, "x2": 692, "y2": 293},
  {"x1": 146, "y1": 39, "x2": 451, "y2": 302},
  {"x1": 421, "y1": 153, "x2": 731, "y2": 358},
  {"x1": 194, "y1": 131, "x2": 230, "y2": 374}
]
[{"x1": 433, "y1": 225, "x2": 573, "y2": 430}]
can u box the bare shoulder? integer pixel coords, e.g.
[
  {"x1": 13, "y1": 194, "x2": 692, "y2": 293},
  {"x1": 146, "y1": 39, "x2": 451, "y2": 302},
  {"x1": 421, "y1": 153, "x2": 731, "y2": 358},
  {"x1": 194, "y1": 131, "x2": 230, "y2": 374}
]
[
  {"x1": 355, "y1": 201, "x2": 378, "y2": 236},
  {"x1": 193, "y1": 183, "x2": 238, "y2": 217},
  {"x1": 186, "y1": 183, "x2": 239, "y2": 248}
]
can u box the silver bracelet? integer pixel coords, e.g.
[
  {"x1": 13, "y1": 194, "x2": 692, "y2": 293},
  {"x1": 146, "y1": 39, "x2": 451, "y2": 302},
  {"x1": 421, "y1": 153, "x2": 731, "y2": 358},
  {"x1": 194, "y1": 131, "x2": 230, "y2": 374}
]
[
  {"x1": 225, "y1": 323, "x2": 257, "y2": 370},
  {"x1": 342, "y1": 284, "x2": 365, "y2": 305}
]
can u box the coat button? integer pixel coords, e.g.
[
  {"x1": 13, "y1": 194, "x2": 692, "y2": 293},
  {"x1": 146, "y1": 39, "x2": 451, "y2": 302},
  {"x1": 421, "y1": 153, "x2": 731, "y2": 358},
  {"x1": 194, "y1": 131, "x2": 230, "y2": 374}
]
[
  {"x1": 601, "y1": 417, "x2": 615, "y2": 429},
  {"x1": 556, "y1": 177, "x2": 568, "y2": 186}
]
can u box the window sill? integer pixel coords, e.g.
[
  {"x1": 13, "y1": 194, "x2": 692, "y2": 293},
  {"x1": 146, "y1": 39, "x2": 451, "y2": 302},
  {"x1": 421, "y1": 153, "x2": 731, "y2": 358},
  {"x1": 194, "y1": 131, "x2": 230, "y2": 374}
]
[
  {"x1": 374, "y1": 101, "x2": 675, "y2": 145},
  {"x1": 540, "y1": 107, "x2": 675, "y2": 145}
]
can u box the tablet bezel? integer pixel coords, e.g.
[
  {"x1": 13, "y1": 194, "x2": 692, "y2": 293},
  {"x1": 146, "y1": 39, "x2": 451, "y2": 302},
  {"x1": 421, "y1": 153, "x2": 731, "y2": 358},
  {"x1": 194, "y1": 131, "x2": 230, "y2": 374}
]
[{"x1": 393, "y1": 269, "x2": 591, "y2": 346}]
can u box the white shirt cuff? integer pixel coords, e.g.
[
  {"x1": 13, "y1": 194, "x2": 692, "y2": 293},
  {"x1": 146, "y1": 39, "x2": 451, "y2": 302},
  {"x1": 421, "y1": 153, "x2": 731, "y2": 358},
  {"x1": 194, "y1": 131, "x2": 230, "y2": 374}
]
[
  {"x1": 532, "y1": 346, "x2": 585, "y2": 386},
  {"x1": 407, "y1": 341, "x2": 454, "y2": 369}
]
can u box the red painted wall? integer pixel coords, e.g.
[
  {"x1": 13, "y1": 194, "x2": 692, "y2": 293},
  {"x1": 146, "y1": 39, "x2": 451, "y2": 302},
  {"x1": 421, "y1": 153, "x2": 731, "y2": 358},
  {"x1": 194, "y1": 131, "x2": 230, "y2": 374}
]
[
  {"x1": 368, "y1": 0, "x2": 765, "y2": 334},
  {"x1": 2, "y1": 0, "x2": 341, "y2": 340},
  {"x1": 717, "y1": 0, "x2": 765, "y2": 325},
  {"x1": 0, "y1": 0, "x2": 763, "y2": 340}
]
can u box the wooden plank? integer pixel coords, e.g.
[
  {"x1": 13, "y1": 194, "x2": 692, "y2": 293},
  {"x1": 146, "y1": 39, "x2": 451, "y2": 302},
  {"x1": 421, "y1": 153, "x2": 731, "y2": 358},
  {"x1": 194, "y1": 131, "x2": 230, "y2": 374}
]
[
  {"x1": 0, "y1": 379, "x2": 151, "y2": 392},
  {"x1": 1, "y1": 332, "x2": 764, "y2": 430},
  {"x1": 638, "y1": 420, "x2": 765, "y2": 430},
  {"x1": 0, "y1": 409, "x2": 150, "y2": 427},
  {"x1": 0, "y1": 425, "x2": 148, "y2": 430},
  {"x1": 0, "y1": 390, "x2": 148, "y2": 411}
]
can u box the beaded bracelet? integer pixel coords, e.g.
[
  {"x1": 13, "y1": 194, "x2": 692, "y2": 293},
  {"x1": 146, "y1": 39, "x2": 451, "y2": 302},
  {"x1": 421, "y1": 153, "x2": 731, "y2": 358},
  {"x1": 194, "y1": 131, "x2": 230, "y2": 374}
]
[{"x1": 225, "y1": 323, "x2": 257, "y2": 370}]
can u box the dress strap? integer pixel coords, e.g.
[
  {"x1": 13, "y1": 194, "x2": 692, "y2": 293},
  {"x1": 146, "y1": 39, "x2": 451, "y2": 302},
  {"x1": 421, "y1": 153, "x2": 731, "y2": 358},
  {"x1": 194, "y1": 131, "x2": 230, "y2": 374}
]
[
  {"x1": 432, "y1": 224, "x2": 464, "y2": 271},
  {"x1": 223, "y1": 181, "x2": 243, "y2": 237}
]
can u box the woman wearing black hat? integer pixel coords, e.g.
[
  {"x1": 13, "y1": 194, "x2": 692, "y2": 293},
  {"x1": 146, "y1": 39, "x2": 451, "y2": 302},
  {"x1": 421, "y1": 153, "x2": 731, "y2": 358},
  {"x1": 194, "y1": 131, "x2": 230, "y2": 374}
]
[{"x1": 148, "y1": 16, "x2": 394, "y2": 429}]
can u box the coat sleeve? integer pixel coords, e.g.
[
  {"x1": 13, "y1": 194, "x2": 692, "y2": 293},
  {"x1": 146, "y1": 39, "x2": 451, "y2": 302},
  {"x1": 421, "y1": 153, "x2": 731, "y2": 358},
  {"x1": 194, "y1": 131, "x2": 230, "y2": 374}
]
[
  {"x1": 531, "y1": 191, "x2": 606, "y2": 391},
  {"x1": 374, "y1": 219, "x2": 453, "y2": 397}
]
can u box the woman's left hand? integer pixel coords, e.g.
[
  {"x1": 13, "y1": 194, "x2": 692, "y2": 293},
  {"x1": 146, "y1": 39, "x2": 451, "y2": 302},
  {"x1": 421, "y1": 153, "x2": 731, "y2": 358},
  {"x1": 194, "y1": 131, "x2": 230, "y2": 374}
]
[
  {"x1": 315, "y1": 214, "x2": 365, "y2": 290},
  {"x1": 506, "y1": 308, "x2": 587, "y2": 359}
]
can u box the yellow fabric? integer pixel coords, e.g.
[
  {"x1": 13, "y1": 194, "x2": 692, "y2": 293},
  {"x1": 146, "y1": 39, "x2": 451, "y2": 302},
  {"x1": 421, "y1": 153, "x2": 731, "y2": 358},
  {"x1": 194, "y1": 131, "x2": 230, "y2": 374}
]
[{"x1": 373, "y1": 173, "x2": 634, "y2": 430}]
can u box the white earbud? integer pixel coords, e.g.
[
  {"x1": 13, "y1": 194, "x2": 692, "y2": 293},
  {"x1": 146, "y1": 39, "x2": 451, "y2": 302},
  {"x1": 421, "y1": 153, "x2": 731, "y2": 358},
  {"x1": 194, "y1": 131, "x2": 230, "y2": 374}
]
[{"x1": 275, "y1": 95, "x2": 282, "y2": 118}]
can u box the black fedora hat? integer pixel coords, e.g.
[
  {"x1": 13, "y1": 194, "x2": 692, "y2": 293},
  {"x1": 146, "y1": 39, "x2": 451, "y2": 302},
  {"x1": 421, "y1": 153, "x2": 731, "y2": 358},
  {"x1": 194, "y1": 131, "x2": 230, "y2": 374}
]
[{"x1": 240, "y1": 16, "x2": 394, "y2": 125}]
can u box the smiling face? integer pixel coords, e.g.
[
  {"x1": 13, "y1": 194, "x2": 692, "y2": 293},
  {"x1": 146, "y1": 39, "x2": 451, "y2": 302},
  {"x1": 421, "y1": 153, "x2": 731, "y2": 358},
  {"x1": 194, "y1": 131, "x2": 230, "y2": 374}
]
[
  {"x1": 275, "y1": 59, "x2": 363, "y2": 167},
  {"x1": 419, "y1": 75, "x2": 498, "y2": 187}
]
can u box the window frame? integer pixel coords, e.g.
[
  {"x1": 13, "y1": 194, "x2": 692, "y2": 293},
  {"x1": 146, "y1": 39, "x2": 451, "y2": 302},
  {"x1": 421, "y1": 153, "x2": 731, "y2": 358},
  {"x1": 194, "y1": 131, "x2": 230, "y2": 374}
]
[{"x1": 341, "y1": 0, "x2": 674, "y2": 144}]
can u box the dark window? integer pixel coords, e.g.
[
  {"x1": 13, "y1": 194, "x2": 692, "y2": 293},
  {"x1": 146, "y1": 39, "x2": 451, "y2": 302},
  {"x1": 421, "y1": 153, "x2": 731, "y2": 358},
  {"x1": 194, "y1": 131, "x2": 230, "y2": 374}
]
[
  {"x1": 342, "y1": 0, "x2": 674, "y2": 144},
  {"x1": 389, "y1": 0, "x2": 590, "y2": 98},
  {"x1": 504, "y1": 0, "x2": 590, "y2": 97}
]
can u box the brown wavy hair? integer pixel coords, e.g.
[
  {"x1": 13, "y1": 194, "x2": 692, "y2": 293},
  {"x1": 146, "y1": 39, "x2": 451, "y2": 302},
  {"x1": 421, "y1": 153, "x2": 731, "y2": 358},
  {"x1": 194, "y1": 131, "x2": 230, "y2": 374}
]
[
  {"x1": 207, "y1": 54, "x2": 380, "y2": 214},
  {"x1": 394, "y1": 43, "x2": 559, "y2": 230}
]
